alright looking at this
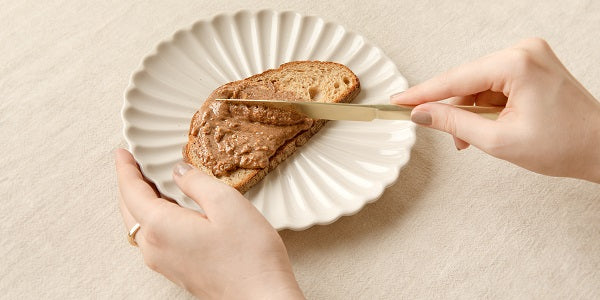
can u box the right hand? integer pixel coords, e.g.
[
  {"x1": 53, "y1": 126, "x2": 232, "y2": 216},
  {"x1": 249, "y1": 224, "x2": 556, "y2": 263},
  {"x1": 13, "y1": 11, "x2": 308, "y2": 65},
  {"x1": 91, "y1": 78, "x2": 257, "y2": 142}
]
[{"x1": 391, "y1": 38, "x2": 600, "y2": 183}]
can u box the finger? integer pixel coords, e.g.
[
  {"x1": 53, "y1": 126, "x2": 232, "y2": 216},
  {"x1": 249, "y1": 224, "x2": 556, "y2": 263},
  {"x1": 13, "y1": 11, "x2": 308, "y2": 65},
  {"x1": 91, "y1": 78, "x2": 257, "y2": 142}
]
[
  {"x1": 390, "y1": 52, "x2": 507, "y2": 105},
  {"x1": 118, "y1": 190, "x2": 153, "y2": 250},
  {"x1": 411, "y1": 102, "x2": 502, "y2": 151},
  {"x1": 120, "y1": 195, "x2": 163, "y2": 275},
  {"x1": 115, "y1": 149, "x2": 173, "y2": 225},
  {"x1": 118, "y1": 194, "x2": 149, "y2": 247},
  {"x1": 447, "y1": 97, "x2": 474, "y2": 150},
  {"x1": 119, "y1": 194, "x2": 137, "y2": 230},
  {"x1": 172, "y1": 162, "x2": 250, "y2": 220}
]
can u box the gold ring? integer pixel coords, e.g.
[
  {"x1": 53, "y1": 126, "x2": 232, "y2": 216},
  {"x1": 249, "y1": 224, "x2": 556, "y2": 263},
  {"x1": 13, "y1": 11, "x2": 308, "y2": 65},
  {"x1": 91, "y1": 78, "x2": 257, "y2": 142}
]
[{"x1": 128, "y1": 223, "x2": 141, "y2": 247}]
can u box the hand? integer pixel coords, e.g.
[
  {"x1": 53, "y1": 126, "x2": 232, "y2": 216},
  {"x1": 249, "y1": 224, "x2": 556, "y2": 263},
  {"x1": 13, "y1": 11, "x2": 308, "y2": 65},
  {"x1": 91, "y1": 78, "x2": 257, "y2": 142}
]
[
  {"x1": 391, "y1": 38, "x2": 600, "y2": 183},
  {"x1": 115, "y1": 149, "x2": 304, "y2": 299}
]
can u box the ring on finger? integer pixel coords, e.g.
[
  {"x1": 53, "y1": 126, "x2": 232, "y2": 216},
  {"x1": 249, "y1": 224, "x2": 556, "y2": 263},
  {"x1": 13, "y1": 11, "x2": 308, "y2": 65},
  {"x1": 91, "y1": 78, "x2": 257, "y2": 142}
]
[{"x1": 128, "y1": 223, "x2": 141, "y2": 247}]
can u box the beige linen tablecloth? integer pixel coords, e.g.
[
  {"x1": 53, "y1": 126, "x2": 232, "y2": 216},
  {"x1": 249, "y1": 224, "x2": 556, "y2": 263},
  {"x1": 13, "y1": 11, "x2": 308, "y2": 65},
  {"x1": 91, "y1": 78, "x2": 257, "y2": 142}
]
[{"x1": 2, "y1": 1, "x2": 600, "y2": 298}]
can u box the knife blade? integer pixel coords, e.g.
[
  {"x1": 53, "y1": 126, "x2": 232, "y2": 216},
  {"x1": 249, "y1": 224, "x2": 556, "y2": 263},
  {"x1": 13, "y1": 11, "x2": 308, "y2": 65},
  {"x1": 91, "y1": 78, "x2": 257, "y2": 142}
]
[{"x1": 215, "y1": 99, "x2": 502, "y2": 121}]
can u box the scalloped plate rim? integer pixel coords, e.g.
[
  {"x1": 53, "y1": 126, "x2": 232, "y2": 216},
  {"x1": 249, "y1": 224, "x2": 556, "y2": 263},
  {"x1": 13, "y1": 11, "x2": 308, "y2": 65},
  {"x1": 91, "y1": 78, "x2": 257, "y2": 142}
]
[{"x1": 121, "y1": 9, "x2": 415, "y2": 231}]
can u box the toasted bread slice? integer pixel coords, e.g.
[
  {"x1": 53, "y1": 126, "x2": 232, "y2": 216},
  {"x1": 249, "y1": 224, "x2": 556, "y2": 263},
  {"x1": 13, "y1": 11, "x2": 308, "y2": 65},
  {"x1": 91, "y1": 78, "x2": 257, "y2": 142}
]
[{"x1": 183, "y1": 61, "x2": 360, "y2": 194}]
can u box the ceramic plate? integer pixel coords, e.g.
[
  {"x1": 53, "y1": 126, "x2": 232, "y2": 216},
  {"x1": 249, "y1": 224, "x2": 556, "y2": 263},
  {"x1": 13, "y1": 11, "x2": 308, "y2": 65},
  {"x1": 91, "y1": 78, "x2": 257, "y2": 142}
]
[{"x1": 122, "y1": 10, "x2": 415, "y2": 230}]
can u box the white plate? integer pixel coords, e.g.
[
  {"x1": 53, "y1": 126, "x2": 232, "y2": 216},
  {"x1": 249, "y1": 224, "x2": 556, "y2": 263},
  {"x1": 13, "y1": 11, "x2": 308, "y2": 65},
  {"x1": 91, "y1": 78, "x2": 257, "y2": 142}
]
[{"x1": 122, "y1": 10, "x2": 416, "y2": 230}]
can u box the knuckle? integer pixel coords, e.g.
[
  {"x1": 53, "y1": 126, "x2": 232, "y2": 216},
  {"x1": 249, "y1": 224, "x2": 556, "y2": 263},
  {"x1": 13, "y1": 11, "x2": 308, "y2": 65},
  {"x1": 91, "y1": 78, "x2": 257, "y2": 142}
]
[
  {"x1": 508, "y1": 38, "x2": 553, "y2": 74},
  {"x1": 145, "y1": 207, "x2": 164, "y2": 227},
  {"x1": 440, "y1": 110, "x2": 458, "y2": 136},
  {"x1": 142, "y1": 210, "x2": 164, "y2": 245},
  {"x1": 143, "y1": 228, "x2": 161, "y2": 246},
  {"x1": 520, "y1": 37, "x2": 551, "y2": 52},
  {"x1": 506, "y1": 48, "x2": 537, "y2": 74}
]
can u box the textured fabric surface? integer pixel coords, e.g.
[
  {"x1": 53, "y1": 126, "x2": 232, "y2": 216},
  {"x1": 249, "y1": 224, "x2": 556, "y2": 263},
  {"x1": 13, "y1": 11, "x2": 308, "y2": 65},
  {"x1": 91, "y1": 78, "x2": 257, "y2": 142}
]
[{"x1": 2, "y1": 1, "x2": 599, "y2": 299}]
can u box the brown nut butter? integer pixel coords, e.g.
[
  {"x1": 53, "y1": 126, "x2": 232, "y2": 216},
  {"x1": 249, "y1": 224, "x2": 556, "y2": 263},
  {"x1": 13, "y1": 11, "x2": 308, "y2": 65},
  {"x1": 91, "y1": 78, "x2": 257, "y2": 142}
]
[{"x1": 189, "y1": 81, "x2": 313, "y2": 176}]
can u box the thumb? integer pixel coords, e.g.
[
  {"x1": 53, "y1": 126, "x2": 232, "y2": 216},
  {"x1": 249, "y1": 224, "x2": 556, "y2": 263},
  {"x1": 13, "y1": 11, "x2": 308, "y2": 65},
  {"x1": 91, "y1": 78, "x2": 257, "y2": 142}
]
[
  {"x1": 172, "y1": 162, "x2": 249, "y2": 219},
  {"x1": 411, "y1": 102, "x2": 501, "y2": 151}
]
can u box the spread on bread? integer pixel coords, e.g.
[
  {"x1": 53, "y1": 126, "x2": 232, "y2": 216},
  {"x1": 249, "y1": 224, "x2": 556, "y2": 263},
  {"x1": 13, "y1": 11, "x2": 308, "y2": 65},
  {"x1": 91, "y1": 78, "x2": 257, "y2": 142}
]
[
  {"x1": 191, "y1": 82, "x2": 313, "y2": 176},
  {"x1": 184, "y1": 61, "x2": 360, "y2": 193}
]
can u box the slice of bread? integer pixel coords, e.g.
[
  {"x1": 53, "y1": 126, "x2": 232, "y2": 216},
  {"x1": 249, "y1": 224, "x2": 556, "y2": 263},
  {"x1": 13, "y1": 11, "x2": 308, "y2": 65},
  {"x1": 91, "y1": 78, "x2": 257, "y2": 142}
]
[{"x1": 183, "y1": 61, "x2": 360, "y2": 194}]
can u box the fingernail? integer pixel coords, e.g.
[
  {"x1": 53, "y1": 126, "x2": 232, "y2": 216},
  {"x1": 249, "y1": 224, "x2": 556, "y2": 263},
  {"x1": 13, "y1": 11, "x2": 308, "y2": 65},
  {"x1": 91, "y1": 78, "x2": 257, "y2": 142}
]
[
  {"x1": 174, "y1": 161, "x2": 193, "y2": 177},
  {"x1": 411, "y1": 111, "x2": 432, "y2": 125}
]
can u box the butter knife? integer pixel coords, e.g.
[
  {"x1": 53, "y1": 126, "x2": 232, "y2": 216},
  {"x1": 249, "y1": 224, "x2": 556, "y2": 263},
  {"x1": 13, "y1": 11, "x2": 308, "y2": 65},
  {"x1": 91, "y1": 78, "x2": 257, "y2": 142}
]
[{"x1": 215, "y1": 99, "x2": 502, "y2": 121}]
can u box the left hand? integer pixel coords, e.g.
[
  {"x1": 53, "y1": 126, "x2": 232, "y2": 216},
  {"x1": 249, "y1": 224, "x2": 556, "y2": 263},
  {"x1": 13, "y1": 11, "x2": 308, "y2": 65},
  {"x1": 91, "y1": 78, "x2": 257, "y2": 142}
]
[{"x1": 115, "y1": 149, "x2": 304, "y2": 299}]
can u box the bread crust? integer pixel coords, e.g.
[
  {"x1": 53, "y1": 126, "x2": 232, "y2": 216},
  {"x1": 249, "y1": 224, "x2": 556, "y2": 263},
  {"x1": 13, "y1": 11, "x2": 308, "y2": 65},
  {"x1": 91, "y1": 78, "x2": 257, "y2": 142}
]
[{"x1": 183, "y1": 61, "x2": 360, "y2": 194}]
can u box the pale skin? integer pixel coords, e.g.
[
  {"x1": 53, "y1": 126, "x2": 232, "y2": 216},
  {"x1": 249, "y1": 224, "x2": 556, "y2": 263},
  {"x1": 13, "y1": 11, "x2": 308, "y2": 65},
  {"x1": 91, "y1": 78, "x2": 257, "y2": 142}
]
[
  {"x1": 391, "y1": 38, "x2": 600, "y2": 183},
  {"x1": 116, "y1": 152, "x2": 305, "y2": 299},
  {"x1": 116, "y1": 38, "x2": 600, "y2": 299}
]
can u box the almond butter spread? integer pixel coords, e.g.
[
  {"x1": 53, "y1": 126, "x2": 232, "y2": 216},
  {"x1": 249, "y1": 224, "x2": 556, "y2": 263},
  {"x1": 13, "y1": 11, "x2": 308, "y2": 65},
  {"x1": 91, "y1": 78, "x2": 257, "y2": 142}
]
[{"x1": 189, "y1": 82, "x2": 313, "y2": 177}]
